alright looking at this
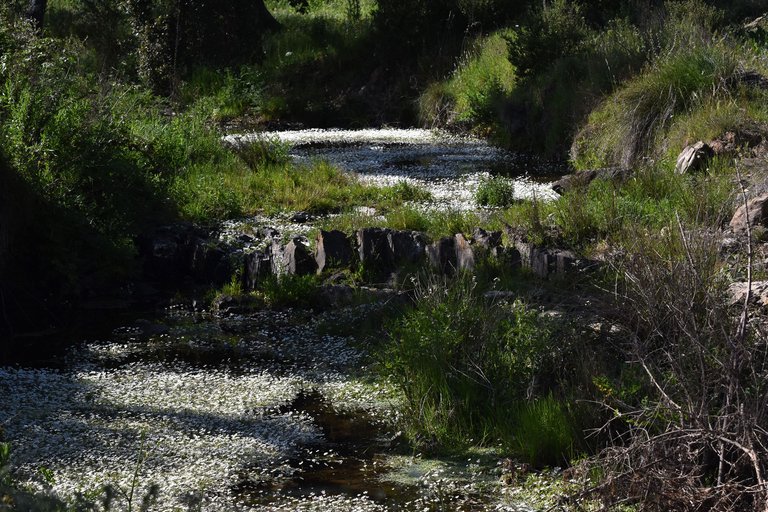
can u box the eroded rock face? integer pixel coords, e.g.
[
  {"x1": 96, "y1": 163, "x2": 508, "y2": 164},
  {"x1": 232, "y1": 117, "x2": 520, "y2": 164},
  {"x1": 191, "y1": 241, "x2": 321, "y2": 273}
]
[
  {"x1": 427, "y1": 236, "x2": 456, "y2": 274},
  {"x1": 729, "y1": 193, "x2": 768, "y2": 234},
  {"x1": 315, "y1": 230, "x2": 353, "y2": 273},
  {"x1": 357, "y1": 228, "x2": 393, "y2": 270},
  {"x1": 675, "y1": 141, "x2": 714, "y2": 174},
  {"x1": 357, "y1": 228, "x2": 428, "y2": 279},
  {"x1": 455, "y1": 233, "x2": 475, "y2": 271},
  {"x1": 243, "y1": 250, "x2": 271, "y2": 290},
  {"x1": 137, "y1": 223, "x2": 204, "y2": 280},
  {"x1": 388, "y1": 230, "x2": 427, "y2": 266},
  {"x1": 282, "y1": 236, "x2": 317, "y2": 276}
]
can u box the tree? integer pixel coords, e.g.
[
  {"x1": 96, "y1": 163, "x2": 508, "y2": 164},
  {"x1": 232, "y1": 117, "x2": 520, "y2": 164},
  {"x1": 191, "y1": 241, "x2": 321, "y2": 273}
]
[{"x1": 124, "y1": 0, "x2": 280, "y2": 93}]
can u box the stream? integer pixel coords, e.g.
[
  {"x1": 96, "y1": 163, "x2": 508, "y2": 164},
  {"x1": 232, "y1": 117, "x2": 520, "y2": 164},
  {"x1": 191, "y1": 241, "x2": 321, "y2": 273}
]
[{"x1": 0, "y1": 130, "x2": 563, "y2": 511}]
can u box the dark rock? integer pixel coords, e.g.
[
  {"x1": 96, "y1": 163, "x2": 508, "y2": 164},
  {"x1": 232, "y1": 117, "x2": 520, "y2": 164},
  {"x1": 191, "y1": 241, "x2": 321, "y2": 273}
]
[
  {"x1": 189, "y1": 239, "x2": 237, "y2": 286},
  {"x1": 357, "y1": 227, "x2": 395, "y2": 275},
  {"x1": 211, "y1": 294, "x2": 262, "y2": 316},
  {"x1": 551, "y1": 168, "x2": 630, "y2": 195},
  {"x1": 243, "y1": 250, "x2": 272, "y2": 290},
  {"x1": 317, "y1": 285, "x2": 409, "y2": 309},
  {"x1": 501, "y1": 246, "x2": 522, "y2": 269},
  {"x1": 675, "y1": 141, "x2": 714, "y2": 174},
  {"x1": 513, "y1": 238, "x2": 586, "y2": 278},
  {"x1": 282, "y1": 236, "x2": 317, "y2": 275},
  {"x1": 513, "y1": 238, "x2": 536, "y2": 269},
  {"x1": 133, "y1": 319, "x2": 170, "y2": 337},
  {"x1": 317, "y1": 284, "x2": 356, "y2": 307},
  {"x1": 472, "y1": 227, "x2": 502, "y2": 249},
  {"x1": 472, "y1": 227, "x2": 504, "y2": 258},
  {"x1": 323, "y1": 271, "x2": 348, "y2": 285},
  {"x1": 531, "y1": 247, "x2": 554, "y2": 278},
  {"x1": 427, "y1": 236, "x2": 456, "y2": 274},
  {"x1": 388, "y1": 230, "x2": 427, "y2": 265},
  {"x1": 555, "y1": 250, "x2": 578, "y2": 274},
  {"x1": 315, "y1": 230, "x2": 353, "y2": 273},
  {"x1": 729, "y1": 193, "x2": 768, "y2": 234},
  {"x1": 290, "y1": 211, "x2": 313, "y2": 223},
  {"x1": 261, "y1": 227, "x2": 281, "y2": 239},
  {"x1": 455, "y1": 233, "x2": 475, "y2": 271},
  {"x1": 137, "y1": 223, "x2": 202, "y2": 279}
]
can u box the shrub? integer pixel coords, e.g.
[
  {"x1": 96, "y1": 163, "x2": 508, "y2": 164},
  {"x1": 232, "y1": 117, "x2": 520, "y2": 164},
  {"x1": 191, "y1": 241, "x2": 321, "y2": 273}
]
[
  {"x1": 507, "y1": 0, "x2": 591, "y2": 78},
  {"x1": 382, "y1": 275, "x2": 575, "y2": 452},
  {"x1": 475, "y1": 175, "x2": 516, "y2": 207},
  {"x1": 583, "y1": 224, "x2": 768, "y2": 510}
]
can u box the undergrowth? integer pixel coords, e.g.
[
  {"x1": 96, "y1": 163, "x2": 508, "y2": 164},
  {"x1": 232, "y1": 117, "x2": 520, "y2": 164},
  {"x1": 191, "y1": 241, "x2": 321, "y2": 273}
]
[{"x1": 381, "y1": 274, "x2": 585, "y2": 465}]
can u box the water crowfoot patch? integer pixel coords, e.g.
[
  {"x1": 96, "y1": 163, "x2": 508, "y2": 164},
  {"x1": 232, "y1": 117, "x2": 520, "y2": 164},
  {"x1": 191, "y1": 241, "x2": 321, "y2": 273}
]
[{"x1": 0, "y1": 305, "x2": 551, "y2": 510}]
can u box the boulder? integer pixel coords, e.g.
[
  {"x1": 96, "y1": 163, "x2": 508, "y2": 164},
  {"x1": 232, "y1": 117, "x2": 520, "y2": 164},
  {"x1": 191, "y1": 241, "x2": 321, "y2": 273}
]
[
  {"x1": 270, "y1": 240, "x2": 285, "y2": 275},
  {"x1": 190, "y1": 239, "x2": 232, "y2": 285},
  {"x1": 427, "y1": 236, "x2": 456, "y2": 274},
  {"x1": 555, "y1": 250, "x2": 578, "y2": 274},
  {"x1": 357, "y1": 228, "x2": 392, "y2": 265},
  {"x1": 243, "y1": 250, "x2": 272, "y2": 290},
  {"x1": 675, "y1": 141, "x2": 714, "y2": 174},
  {"x1": 729, "y1": 193, "x2": 768, "y2": 234},
  {"x1": 137, "y1": 223, "x2": 201, "y2": 278},
  {"x1": 282, "y1": 236, "x2": 317, "y2": 275},
  {"x1": 454, "y1": 233, "x2": 475, "y2": 271},
  {"x1": 315, "y1": 230, "x2": 353, "y2": 273},
  {"x1": 388, "y1": 230, "x2": 427, "y2": 265},
  {"x1": 472, "y1": 227, "x2": 502, "y2": 250},
  {"x1": 728, "y1": 280, "x2": 768, "y2": 308}
]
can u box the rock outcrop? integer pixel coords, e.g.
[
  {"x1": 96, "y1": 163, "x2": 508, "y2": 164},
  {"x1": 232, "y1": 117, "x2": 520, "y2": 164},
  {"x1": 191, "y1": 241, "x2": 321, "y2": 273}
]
[
  {"x1": 675, "y1": 141, "x2": 714, "y2": 174},
  {"x1": 140, "y1": 222, "x2": 597, "y2": 290},
  {"x1": 729, "y1": 193, "x2": 768, "y2": 235}
]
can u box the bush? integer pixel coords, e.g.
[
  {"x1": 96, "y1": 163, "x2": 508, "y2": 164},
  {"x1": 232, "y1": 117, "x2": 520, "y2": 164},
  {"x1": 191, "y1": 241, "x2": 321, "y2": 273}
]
[
  {"x1": 475, "y1": 175, "x2": 516, "y2": 207},
  {"x1": 583, "y1": 225, "x2": 768, "y2": 510},
  {"x1": 382, "y1": 275, "x2": 575, "y2": 452},
  {"x1": 507, "y1": 0, "x2": 591, "y2": 78}
]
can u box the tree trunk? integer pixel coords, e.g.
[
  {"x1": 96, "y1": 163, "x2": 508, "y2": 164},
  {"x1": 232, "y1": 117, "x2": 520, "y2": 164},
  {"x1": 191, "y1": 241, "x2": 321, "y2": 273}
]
[
  {"x1": 255, "y1": 0, "x2": 281, "y2": 31},
  {"x1": 26, "y1": 0, "x2": 48, "y2": 30}
]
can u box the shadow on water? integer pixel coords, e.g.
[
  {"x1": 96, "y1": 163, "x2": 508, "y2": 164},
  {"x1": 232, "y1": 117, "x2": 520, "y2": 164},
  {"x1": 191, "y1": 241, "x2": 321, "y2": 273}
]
[{"x1": 237, "y1": 389, "x2": 421, "y2": 507}]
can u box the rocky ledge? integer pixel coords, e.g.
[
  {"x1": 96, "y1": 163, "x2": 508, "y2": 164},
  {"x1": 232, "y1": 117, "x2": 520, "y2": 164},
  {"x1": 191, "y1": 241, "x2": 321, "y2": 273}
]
[{"x1": 138, "y1": 223, "x2": 601, "y2": 292}]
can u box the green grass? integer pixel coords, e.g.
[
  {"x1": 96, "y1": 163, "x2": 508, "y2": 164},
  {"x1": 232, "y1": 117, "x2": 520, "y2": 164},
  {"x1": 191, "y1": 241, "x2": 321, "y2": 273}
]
[
  {"x1": 475, "y1": 175, "x2": 516, "y2": 207},
  {"x1": 380, "y1": 274, "x2": 582, "y2": 461},
  {"x1": 510, "y1": 396, "x2": 577, "y2": 468},
  {"x1": 420, "y1": 30, "x2": 516, "y2": 131},
  {"x1": 320, "y1": 205, "x2": 487, "y2": 241},
  {"x1": 496, "y1": 159, "x2": 736, "y2": 253},
  {"x1": 570, "y1": 42, "x2": 742, "y2": 169}
]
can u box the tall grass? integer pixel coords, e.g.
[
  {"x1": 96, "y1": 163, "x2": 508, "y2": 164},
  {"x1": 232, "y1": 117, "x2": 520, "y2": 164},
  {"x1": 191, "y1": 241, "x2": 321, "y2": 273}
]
[
  {"x1": 381, "y1": 275, "x2": 582, "y2": 463},
  {"x1": 420, "y1": 30, "x2": 516, "y2": 131},
  {"x1": 571, "y1": 42, "x2": 741, "y2": 169}
]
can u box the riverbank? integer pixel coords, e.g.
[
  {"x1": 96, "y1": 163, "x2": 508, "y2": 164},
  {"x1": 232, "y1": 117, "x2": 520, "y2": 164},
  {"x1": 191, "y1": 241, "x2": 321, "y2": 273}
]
[{"x1": 3, "y1": 1, "x2": 768, "y2": 510}]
